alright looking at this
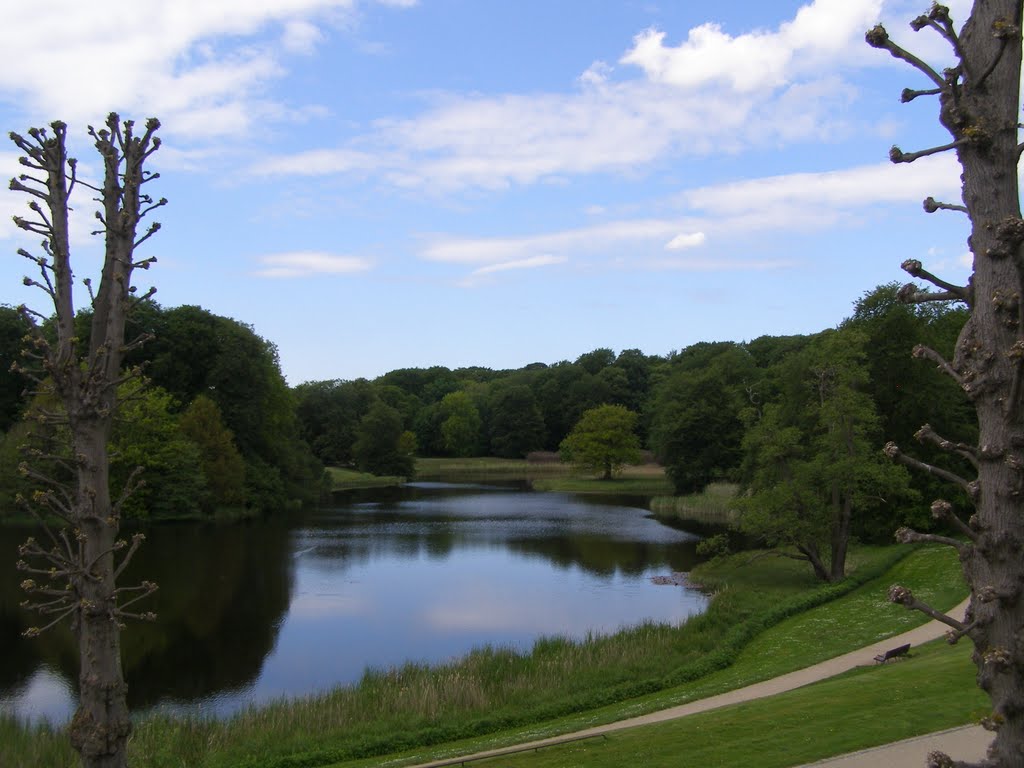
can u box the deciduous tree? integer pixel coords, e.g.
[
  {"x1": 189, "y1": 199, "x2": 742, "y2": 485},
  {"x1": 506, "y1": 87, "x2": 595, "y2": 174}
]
[
  {"x1": 739, "y1": 330, "x2": 913, "y2": 582},
  {"x1": 559, "y1": 404, "x2": 641, "y2": 480},
  {"x1": 867, "y1": 5, "x2": 1024, "y2": 764}
]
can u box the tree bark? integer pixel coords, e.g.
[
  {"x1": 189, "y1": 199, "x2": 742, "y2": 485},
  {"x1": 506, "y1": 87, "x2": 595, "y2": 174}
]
[
  {"x1": 872, "y1": 4, "x2": 1024, "y2": 764},
  {"x1": 10, "y1": 115, "x2": 163, "y2": 768}
]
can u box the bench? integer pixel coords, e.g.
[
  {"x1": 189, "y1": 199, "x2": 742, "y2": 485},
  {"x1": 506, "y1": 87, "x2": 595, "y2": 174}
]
[{"x1": 874, "y1": 643, "x2": 911, "y2": 663}]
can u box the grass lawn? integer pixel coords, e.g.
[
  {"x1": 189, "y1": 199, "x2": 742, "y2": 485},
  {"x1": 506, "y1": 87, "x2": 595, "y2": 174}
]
[{"x1": 450, "y1": 640, "x2": 986, "y2": 768}]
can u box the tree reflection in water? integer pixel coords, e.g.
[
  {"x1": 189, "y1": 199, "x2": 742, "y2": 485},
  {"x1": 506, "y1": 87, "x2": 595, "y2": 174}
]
[{"x1": 0, "y1": 485, "x2": 710, "y2": 722}]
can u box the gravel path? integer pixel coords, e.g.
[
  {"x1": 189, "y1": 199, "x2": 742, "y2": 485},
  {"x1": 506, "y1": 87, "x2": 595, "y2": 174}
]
[{"x1": 406, "y1": 599, "x2": 985, "y2": 768}]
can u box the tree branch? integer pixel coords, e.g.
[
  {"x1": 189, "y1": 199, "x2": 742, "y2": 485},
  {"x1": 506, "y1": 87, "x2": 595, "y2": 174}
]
[
  {"x1": 900, "y1": 261, "x2": 967, "y2": 296},
  {"x1": 914, "y1": 424, "x2": 979, "y2": 468},
  {"x1": 895, "y1": 525, "x2": 968, "y2": 552},
  {"x1": 923, "y1": 196, "x2": 968, "y2": 214},
  {"x1": 910, "y1": 344, "x2": 970, "y2": 390},
  {"x1": 890, "y1": 140, "x2": 965, "y2": 164},
  {"x1": 887, "y1": 584, "x2": 966, "y2": 632},
  {"x1": 866, "y1": 25, "x2": 947, "y2": 88},
  {"x1": 884, "y1": 442, "x2": 978, "y2": 499},
  {"x1": 112, "y1": 534, "x2": 147, "y2": 581}
]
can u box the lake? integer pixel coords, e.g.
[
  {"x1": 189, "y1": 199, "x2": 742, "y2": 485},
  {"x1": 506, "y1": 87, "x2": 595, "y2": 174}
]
[{"x1": 0, "y1": 483, "x2": 709, "y2": 722}]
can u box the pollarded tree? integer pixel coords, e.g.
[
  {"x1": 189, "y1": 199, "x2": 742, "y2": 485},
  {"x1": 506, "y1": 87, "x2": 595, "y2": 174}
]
[
  {"x1": 559, "y1": 404, "x2": 641, "y2": 480},
  {"x1": 8, "y1": 116, "x2": 164, "y2": 767},
  {"x1": 867, "y1": 5, "x2": 1024, "y2": 765}
]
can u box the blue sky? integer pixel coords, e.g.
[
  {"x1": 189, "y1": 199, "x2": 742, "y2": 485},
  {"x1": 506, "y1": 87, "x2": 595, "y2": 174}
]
[{"x1": 0, "y1": 0, "x2": 974, "y2": 384}]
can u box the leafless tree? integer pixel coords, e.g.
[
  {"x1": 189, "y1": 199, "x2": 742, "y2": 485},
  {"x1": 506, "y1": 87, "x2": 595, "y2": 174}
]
[
  {"x1": 867, "y1": 3, "x2": 1024, "y2": 766},
  {"x1": 8, "y1": 114, "x2": 165, "y2": 768}
]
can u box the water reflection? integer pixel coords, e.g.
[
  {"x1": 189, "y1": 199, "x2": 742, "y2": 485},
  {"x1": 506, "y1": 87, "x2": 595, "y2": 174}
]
[{"x1": 0, "y1": 485, "x2": 709, "y2": 722}]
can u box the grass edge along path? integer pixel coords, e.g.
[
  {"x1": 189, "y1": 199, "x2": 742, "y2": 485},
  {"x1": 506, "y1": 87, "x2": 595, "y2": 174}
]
[{"x1": 396, "y1": 640, "x2": 987, "y2": 768}]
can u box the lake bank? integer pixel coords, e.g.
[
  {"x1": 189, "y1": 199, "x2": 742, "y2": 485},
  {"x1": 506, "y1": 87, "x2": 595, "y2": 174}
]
[{"x1": 2, "y1": 543, "x2": 967, "y2": 768}]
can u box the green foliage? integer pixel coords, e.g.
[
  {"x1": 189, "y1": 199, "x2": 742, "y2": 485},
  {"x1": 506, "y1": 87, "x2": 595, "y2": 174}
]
[
  {"x1": 439, "y1": 391, "x2": 482, "y2": 457},
  {"x1": 739, "y1": 329, "x2": 915, "y2": 580},
  {"x1": 560, "y1": 404, "x2": 641, "y2": 479},
  {"x1": 293, "y1": 379, "x2": 379, "y2": 465},
  {"x1": 109, "y1": 382, "x2": 206, "y2": 519},
  {"x1": 352, "y1": 402, "x2": 416, "y2": 478},
  {"x1": 0, "y1": 305, "x2": 30, "y2": 433},
  {"x1": 648, "y1": 343, "x2": 759, "y2": 495},
  {"x1": 486, "y1": 383, "x2": 546, "y2": 458},
  {"x1": 122, "y1": 302, "x2": 324, "y2": 510},
  {"x1": 695, "y1": 533, "x2": 730, "y2": 559},
  {"x1": 842, "y1": 283, "x2": 973, "y2": 533},
  {"x1": 179, "y1": 395, "x2": 246, "y2": 512}
]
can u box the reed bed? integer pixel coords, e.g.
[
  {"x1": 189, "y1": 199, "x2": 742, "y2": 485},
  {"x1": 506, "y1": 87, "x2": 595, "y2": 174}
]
[{"x1": 649, "y1": 483, "x2": 741, "y2": 527}]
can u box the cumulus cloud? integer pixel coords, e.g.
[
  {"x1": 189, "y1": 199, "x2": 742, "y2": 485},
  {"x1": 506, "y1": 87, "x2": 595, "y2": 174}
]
[
  {"x1": 254, "y1": 251, "x2": 373, "y2": 277},
  {"x1": 0, "y1": 0, "x2": 411, "y2": 138},
  {"x1": 248, "y1": 0, "x2": 893, "y2": 192},
  {"x1": 621, "y1": 0, "x2": 883, "y2": 91}
]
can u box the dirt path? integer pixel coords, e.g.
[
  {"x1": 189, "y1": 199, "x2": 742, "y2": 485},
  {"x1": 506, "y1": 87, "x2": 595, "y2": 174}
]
[{"x1": 406, "y1": 599, "x2": 983, "y2": 768}]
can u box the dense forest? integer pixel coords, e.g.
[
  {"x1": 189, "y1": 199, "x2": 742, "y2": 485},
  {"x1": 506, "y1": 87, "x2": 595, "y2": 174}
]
[{"x1": 0, "y1": 283, "x2": 974, "y2": 546}]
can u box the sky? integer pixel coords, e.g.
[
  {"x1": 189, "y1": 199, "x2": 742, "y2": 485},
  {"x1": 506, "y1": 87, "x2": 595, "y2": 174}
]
[{"x1": 0, "y1": 0, "x2": 978, "y2": 385}]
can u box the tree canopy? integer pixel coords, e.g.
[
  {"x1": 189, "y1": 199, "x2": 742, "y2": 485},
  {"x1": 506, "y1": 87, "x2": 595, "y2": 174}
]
[{"x1": 560, "y1": 404, "x2": 641, "y2": 479}]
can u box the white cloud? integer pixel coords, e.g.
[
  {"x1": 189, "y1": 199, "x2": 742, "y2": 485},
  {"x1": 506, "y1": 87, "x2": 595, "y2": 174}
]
[
  {"x1": 472, "y1": 255, "x2": 567, "y2": 276},
  {"x1": 420, "y1": 154, "x2": 964, "y2": 281},
  {"x1": 620, "y1": 0, "x2": 883, "y2": 92},
  {"x1": 254, "y1": 250, "x2": 373, "y2": 277},
  {"x1": 421, "y1": 219, "x2": 687, "y2": 265},
  {"x1": 682, "y1": 153, "x2": 961, "y2": 217},
  {"x1": 247, "y1": 0, "x2": 892, "y2": 193},
  {"x1": 579, "y1": 61, "x2": 613, "y2": 87},
  {"x1": 665, "y1": 232, "x2": 706, "y2": 251},
  {"x1": 282, "y1": 20, "x2": 325, "y2": 54},
  {"x1": 457, "y1": 255, "x2": 567, "y2": 288},
  {"x1": 0, "y1": 0, "x2": 411, "y2": 139}
]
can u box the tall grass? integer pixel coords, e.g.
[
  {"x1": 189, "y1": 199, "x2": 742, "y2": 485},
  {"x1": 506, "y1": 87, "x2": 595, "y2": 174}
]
[{"x1": 649, "y1": 483, "x2": 741, "y2": 527}]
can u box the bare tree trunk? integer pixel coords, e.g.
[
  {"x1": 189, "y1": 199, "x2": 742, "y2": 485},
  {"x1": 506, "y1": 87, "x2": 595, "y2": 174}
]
[
  {"x1": 9, "y1": 115, "x2": 164, "y2": 768},
  {"x1": 870, "y1": 4, "x2": 1024, "y2": 765}
]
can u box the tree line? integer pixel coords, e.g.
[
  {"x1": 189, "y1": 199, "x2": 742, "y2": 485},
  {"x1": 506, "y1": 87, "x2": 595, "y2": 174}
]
[{"x1": 1, "y1": 283, "x2": 971, "y2": 554}]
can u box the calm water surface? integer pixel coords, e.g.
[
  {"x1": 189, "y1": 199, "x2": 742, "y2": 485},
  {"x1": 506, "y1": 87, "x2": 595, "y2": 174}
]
[{"x1": 0, "y1": 483, "x2": 708, "y2": 722}]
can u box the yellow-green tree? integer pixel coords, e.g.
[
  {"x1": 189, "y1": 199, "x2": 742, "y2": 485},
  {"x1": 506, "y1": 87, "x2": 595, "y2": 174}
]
[{"x1": 560, "y1": 404, "x2": 641, "y2": 480}]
